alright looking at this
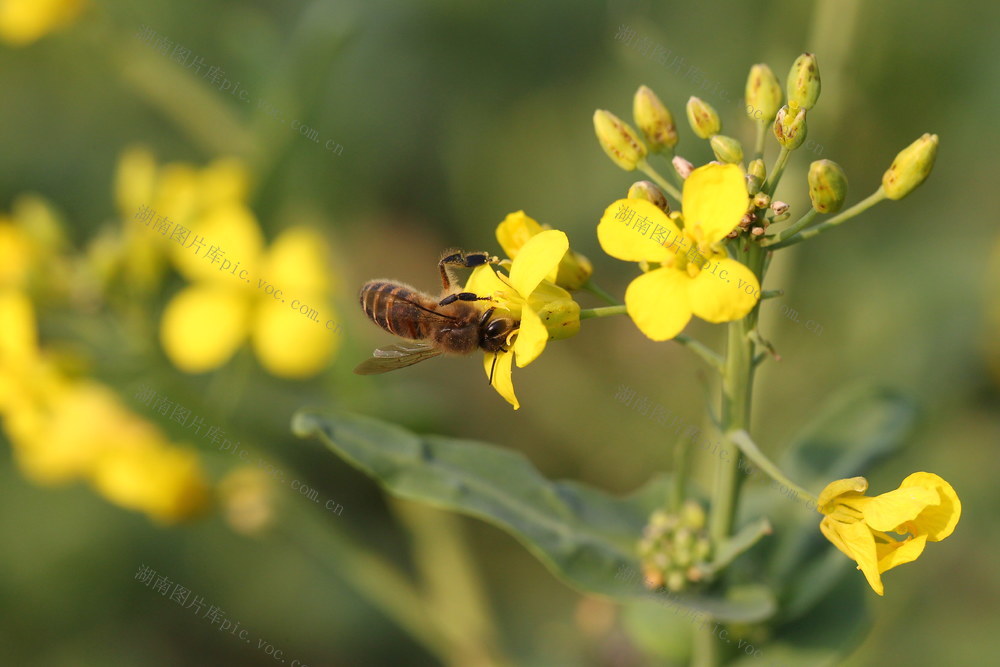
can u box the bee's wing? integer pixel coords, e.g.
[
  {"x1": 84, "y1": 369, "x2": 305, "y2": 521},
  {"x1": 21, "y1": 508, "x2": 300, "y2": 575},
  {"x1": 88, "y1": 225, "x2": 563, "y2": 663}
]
[{"x1": 353, "y1": 342, "x2": 444, "y2": 375}]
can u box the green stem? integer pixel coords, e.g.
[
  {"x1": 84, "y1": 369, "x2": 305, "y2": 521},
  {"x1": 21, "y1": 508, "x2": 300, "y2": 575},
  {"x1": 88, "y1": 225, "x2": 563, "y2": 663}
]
[
  {"x1": 709, "y1": 243, "x2": 765, "y2": 547},
  {"x1": 638, "y1": 159, "x2": 683, "y2": 202},
  {"x1": 670, "y1": 435, "x2": 691, "y2": 513},
  {"x1": 753, "y1": 119, "x2": 767, "y2": 160},
  {"x1": 728, "y1": 430, "x2": 817, "y2": 505},
  {"x1": 692, "y1": 621, "x2": 717, "y2": 667},
  {"x1": 763, "y1": 147, "x2": 791, "y2": 197},
  {"x1": 764, "y1": 208, "x2": 819, "y2": 246},
  {"x1": 674, "y1": 334, "x2": 724, "y2": 374},
  {"x1": 579, "y1": 305, "x2": 627, "y2": 320},
  {"x1": 581, "y1": 280, "x2": 620, "y2": 306},
  {"x1": 766, "y1": 188, "x2": 888, "y2": 249}
]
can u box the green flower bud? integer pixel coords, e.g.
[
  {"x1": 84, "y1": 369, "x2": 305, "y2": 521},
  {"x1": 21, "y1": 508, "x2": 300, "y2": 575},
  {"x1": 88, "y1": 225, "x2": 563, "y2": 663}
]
[
  {"x1": 709, "y1": 134, "x2": 744, "y2": 164},
  {"x1": 666, "y1": 570, "x2": 686, "y2": 592},
  {"x1": 680, "y1": 500, "x2": 706, "y2": 530},
  {"x1": 593, "y1": 109, "x2": 647, "y2": 171},
  {"x1": 627, "y1": 180, "x2": 670, "y2": 212},
  {"x1": 747, "y1": 158, "x2": 766, "y2": 194},
  {"x1": 881, "y1": 133, "x2": 939, "y2": 200},
  {"x1": 786, "y1": 53, "x2": 821, "y2": 110},
  {"x1": 745, "y1": 63, "x2": 782, "y2": 122},
  {"x1": 685, "y1": 96, "x2": 721, "y2": 139},
  {"x1": 773, "y1": 104, "x2": 807, "y2": 150},
  {"x1": 633, "y1": 85, "x2": 678, "y2": 153},
  {"x1": 753, "y1": 192, "x2": 771, "y2": 209},
  {"x1": 808, "y1": 159, "x2": 849, "y2": 212}
]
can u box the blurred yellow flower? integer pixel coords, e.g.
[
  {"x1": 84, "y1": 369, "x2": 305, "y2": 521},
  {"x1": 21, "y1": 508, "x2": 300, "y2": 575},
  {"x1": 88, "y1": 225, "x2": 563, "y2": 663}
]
[
  {"x1": 597, "y1": 163, "x2": 757, "y2": 341},
  {"x1": 160, "y1": 222, "x2": 340, "y2": 379},
  {"x1": 219, "y1": 467, "x2": 276, "y2": 535},
  {"x1": 0, "y1": 195, "x2": 70, "y2": 293},
  {"x1": 817, "y1": 472, "x2": 961, "y2": 596},
  {"x1": 0, "y1": 291, "x2": 211, "y2": 523},
  {"x1": 111, "y1": 146, "x2": 251, "y2": 291},
  {"x1": 496, "y1": 211, "x2": 592, "y2": 290},
  {"x1": 465, "y1": 230, "x2": 580, "y2": 409},
  {"x1": 0, "y1": 0, "x2": 83, "y2": 46}
]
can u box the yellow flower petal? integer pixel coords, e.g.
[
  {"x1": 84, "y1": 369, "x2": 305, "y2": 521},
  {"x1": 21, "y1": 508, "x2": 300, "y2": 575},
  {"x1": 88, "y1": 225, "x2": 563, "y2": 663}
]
[
  {"x1": 597, "y1": 199, "x2": 678, "y2": 263},
  {"x1": 875, "y1": 533, "x2": 927, "y2": 575},
  {"x1": 818, "y1": 476, "x2": 868, "y2": 511},
  {"x1": 171, "y1": 203, "x2": 264, "y2": 284},
  {"x1": 466, "y1": 265, "x2": 521, "y2": 319},
  {"x1": 114, "y1": 145, "x2": 157, "y2": 219},
  {"x1": 508, "y1": 230, "x2": 567, "y2": 298},
  {"x1": 251, "y1": 295, "x2": 336, "y2": 378},
  {"x1": 862, "y1": 485, "x2": 939, "y2": 533},
  {"x1": 624, "y1": 268, "x2": 693, "y2": 341},
  {"x1": 496, "y1": 210, "x2": 544, "y2": 259},
  {"x1": 0, "y1": 0, "x2": 84, "y2": 46},
  {"x1": 828, "y1": 516, "x2": 884, "y2": 596},
  {"x1": 199, "y1": 157, "x2": 250, "y2": 210},
  {"x1": 484, "y1": 349, "x2": 518, "y2": 410},
  {"x1": 681, "y1": 164, "x2": 748, "y2": 245},
  {"x1": 0, "y1": 288, "x2": 38, "y2": 366},
  {"x1": 513, "y1": 306, "x2": 548, "y2": 368},
  {"x1": 899, "y1": 472, "x2": 961, "y2": 541},
  {"x1": 688, "y1": 258, "x2": 760, "y2": 323},
  {"x1": 153, "y1": 163, "x2": 201, "y2": 226},
  {"x1": 160, "y1": 285, "x2": 250, "y2": 373},
  {"x1": 261, "y1": 226, "x2": 332, "y2": 294}
]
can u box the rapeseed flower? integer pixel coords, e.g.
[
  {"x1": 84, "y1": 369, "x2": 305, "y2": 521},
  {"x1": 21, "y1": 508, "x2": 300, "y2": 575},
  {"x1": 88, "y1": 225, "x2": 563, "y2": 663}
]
[
  {"x1": 464, "y1": 230, "x2": 580, "y2": 409},
  {"x1": 597, "y1": 163, "x2": 758, "y2": 340},
  {"x1": 0, "y1": 0, "x2": 83, "y2": 46},
  {"x1": 817, "y1": 472, "x2": 961, "y2": 596}
]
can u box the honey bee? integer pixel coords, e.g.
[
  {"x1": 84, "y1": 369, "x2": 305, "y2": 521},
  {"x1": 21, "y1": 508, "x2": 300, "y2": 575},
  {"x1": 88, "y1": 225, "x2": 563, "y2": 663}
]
[{"x1": 354, "y1": 250, "x2": 518, "y2": 381}]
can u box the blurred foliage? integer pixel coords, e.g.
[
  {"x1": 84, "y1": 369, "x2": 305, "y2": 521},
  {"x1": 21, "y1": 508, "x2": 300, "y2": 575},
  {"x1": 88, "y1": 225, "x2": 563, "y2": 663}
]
[{"x1": 1, "y1": 0, "x2": 999, "y2": 665}]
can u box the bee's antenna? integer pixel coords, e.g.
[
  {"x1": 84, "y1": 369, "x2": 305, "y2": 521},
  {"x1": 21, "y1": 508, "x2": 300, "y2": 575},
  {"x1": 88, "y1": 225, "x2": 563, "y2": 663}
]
[{"x1": 488, "y1": 352, "x2": 499, "y2": 385}]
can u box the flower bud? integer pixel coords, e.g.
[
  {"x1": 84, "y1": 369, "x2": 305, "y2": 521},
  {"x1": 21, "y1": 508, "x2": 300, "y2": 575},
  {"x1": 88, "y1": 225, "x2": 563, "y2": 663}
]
[
  {"x1": 627, "y1": 180, "x2": 670, "y2": 213},
  {"x1": 773, "y1": 104, "x2": 807, "y2": 150},
  {"x1": 881, "y1": 133, "x2": 938, "y2": 200},
  {"x1": 633, "y1": 85, "x2": 678, "y2": 153},
  {"x1": 593, "y1": 110, "x2": 647, "y2": 171},
  {"x1": 770, "y1": 200, "x2": 789, "y2": 216},
  {"x1": 709, "y1": 134, "x2": 744, "y2": 164},
  {"x1": 747, "y1": 159, "x2": 766, "y2": 194},
  {"x1": 808, "y1": 159, "x2": 849, "y2": 212},
  {"x1": 685, "y1": 96, "x2": 721, "y2": 139},
  {"x1": 753, "y1": 192, "x2": 771, "y2": 209},
  {"x1": 745, "y1": 63, "x2": 782, "y2": 122},
  {"x1": 672, "y1": 156, "x2": 694, "y2": 180},
  {"x1": 786, "y1": 53, "x2": 821, "y2": 110}
]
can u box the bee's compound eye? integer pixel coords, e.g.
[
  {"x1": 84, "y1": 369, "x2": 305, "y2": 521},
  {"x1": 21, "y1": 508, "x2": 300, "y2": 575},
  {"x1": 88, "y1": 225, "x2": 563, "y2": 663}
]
[{"x1": 485, "y1": 319, "x2": 509, "y2": 337}]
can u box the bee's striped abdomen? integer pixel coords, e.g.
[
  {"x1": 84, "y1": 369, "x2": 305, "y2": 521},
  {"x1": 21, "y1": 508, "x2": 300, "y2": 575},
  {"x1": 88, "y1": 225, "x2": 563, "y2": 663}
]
[{"x1": 360, "y1": 281, "x2": 436, "y2": 340}]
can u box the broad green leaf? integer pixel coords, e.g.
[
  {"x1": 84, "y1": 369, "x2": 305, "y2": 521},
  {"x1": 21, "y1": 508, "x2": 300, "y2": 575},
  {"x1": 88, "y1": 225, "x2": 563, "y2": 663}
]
[
  {"x1": 292, "y1": 410, "x2": 776, "y2": 623},
  {"x1": 779, "y1": 385, "x2": 918, "y2": 490}
]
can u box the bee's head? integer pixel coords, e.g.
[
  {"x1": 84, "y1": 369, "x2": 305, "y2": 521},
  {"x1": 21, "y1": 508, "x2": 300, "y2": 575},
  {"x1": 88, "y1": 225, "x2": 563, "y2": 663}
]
[{"x1": 480, "y1": 312, "x2": 517, "y2": 353}]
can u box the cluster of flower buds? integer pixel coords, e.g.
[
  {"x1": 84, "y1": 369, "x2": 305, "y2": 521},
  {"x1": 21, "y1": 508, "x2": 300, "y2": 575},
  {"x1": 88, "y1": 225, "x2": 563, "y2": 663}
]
[
  {"x1": 638, "y1": 500, "x2": 713, "y2": 592},
  {"x1": 593, "y1": 52, "x2": 940, "y2": 242}
]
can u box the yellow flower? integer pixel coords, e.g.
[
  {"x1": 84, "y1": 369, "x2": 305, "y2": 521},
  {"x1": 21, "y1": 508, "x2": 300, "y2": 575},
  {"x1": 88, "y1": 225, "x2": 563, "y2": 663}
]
[
  {"x1": 0, "y1": 0, "x2": 84, "y2": 46},
  {"x1": 0, "y1": 292, "x2": 211, "y2": 523},
  {"x1": 817, "y1": 472, "x2": 961, "y2": 596},
  {"x1": 597, "y1": 163, "x2": 758, "y2": 341},
  {"x1": 495, "y1": 211, "x2": 592, "y2": 290},
  {"x1": 160, "y1": 222, "x2": 339, "y2": 379},
  {"x1": 464, "y1": 230, "x2": 580, "y2": 410},
  {"x1": 112, "y1": 146, "x2": 251, "y2": 291}
]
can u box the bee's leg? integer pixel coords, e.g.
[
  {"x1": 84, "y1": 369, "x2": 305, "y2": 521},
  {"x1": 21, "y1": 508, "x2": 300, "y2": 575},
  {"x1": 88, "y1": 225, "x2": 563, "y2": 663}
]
[
  {"x1": 438, "y1": 250, "x2": 500, "y2": 291},
  {"x1": 438, "y1": 292, "x2": 493, "y2": 306}
]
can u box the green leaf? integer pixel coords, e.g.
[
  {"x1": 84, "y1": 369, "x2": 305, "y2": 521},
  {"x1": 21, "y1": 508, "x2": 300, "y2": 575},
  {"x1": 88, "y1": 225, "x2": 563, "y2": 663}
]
[
  {"x1": 779, "y1": 384, "x2": 918, "y2": 491},
  {"x1": 292, "y1": 410, "x2": 776, "y2": 623}
]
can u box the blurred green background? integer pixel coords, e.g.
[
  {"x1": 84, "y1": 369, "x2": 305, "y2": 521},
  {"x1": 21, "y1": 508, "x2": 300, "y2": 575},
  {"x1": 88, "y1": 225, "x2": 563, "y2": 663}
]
[{"x1": 1, "y1": 0, "x2": 998, "y2": 665}]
